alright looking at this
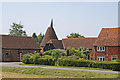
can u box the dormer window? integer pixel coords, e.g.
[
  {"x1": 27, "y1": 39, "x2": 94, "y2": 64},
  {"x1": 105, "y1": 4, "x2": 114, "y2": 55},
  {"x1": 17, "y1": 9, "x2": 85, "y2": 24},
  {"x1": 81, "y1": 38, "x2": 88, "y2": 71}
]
[{"x1": 97, "y1": 46, "x2": 105, "y2": 52}]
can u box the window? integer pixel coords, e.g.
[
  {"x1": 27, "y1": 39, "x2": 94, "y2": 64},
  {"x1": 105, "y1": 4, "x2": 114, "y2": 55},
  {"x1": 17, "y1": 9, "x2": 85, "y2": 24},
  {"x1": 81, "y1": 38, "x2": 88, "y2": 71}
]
[
  {"x1": 112, "y1": 56, "x2": 117, "y2": 61},
  {"x1": 97, "y1": 46, "x2": 105, "y2": 52},
  {"x1": 97, "y1": 56, "x2": 105, "y2": 61},
  {"x1": 5, "y1": 53, "x2": 9, "y2": 57}
]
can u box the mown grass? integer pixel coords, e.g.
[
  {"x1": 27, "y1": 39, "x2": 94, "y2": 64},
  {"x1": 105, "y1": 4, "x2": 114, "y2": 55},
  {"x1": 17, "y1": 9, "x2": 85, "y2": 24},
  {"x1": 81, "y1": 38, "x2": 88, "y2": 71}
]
[
  {"x1": 2, "y1": 66, "x2": 120, "y2": 78},
  {"x1": 20, "y1": 63, "x2": 112, "y2": 71}
]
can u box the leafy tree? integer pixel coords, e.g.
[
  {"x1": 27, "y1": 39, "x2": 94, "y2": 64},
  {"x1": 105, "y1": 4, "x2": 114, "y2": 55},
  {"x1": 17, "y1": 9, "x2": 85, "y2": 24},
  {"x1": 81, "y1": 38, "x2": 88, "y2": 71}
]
[
  {"x1": 32, "y1": 33, "x2": 44, "y2": 46},
  {"x1": 32, "y1": 33, "x2": 37, "y2": 39},
  {"x1": 37, "y1": 33, "x2": 44, "y2": 46},
  {"x1": 67, "y1": 33, "x2": 85, "y2": 38},
  {"x1": 9, "y1": 22, "x2": 27, "y2": 36},
  {"x1": 79, "y1": 47, "x2": 90, "y2": 59}
]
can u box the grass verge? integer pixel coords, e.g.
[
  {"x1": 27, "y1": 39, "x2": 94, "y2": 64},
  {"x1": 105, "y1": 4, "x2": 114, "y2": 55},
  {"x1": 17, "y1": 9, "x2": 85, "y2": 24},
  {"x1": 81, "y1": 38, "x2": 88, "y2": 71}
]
[
  {"x1": 20, "y1": 63, "x2": 112, "y2": 71},
  {"x1": 2, "y1": 66, "x2": 120, "y2": 78}
]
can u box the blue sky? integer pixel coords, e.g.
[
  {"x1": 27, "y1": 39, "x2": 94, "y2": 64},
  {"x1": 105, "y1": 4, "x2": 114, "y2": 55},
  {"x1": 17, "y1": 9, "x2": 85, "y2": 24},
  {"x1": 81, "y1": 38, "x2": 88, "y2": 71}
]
[{"x1": 2, "y1": 2, "x2": 118, "y2": 39}]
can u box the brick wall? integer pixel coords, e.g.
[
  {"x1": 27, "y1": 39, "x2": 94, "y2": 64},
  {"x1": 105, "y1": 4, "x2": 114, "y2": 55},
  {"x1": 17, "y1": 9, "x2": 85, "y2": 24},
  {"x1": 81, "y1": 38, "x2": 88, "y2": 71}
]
[
  {"x1": 90, "y1": 46, "x2": 120, "y2": 61},
  {"x1": 2, "y1": 49, "x2": 40, "y2": 62}
]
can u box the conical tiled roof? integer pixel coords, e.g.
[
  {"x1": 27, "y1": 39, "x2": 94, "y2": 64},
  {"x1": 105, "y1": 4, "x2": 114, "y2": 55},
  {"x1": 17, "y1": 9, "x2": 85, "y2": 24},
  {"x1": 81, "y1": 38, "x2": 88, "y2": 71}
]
[{"x1": 40, "y1": 19, "x2": 58, "y2": 47}]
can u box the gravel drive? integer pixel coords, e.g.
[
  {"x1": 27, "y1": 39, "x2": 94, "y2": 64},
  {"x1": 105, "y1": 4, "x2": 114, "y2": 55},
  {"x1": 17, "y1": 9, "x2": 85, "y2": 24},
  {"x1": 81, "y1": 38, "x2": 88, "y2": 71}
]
[{"x1": 1, "y1": 62, "x2": 120, "y2": 74}]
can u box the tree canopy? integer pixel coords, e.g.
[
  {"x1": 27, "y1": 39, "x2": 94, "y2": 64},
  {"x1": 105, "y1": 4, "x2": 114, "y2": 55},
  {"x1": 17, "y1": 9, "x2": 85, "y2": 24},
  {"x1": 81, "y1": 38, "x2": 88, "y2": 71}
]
[
  {"x1": 9, "y1": 22, "x2": 27, "y2": 36},
  {"x1": 67, "y1": 33, "x2": 85, "y2": 38},
  {"x1": 32, "y1": 33, "x2": 44, "y2": 46}
]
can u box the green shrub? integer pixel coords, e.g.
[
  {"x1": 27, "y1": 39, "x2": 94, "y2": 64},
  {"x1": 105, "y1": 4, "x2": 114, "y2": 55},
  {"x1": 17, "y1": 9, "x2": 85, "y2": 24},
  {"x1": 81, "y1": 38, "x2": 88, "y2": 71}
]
[
  {"x1": 22, "y1": 54, "x2": 32, "y2": 64},
  {"x1": 52, "y1": 49, "x2": 61, "y2": 59},
  {"x1": 42, "y1": 50, "x2": 53, "y2": 56},
  {"x1": 32, "y1": 54, "x2": 40, "y2": 64},
  {"x1": 37, "y1": 58, "x2": 55, "y2": 65},
  {"x1": 58, "y1": 58, "x2": 120, "y2": 71}
]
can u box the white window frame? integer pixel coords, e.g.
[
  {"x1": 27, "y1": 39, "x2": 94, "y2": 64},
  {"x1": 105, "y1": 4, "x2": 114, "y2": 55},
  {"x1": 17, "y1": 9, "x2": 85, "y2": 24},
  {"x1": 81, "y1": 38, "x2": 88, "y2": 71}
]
[
  {"x1": 111, "y1": 56, "x2": 117, "y2": 61},
  {"x1": 97, "y1": 46, "x2": 105, "y2": 52},
  {"x1": 97, "y1": 56, "x2": 105, "y2": 61}
]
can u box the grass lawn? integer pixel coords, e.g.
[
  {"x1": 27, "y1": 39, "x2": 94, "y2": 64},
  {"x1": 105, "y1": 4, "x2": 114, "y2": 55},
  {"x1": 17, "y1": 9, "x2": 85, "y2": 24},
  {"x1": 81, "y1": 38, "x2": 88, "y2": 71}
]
[
  {"x1": 20, "y1": 63, "x2": 112, "y2": 71},
  {"x1": 2, "y1": 66, "x2": 120, "y2": 78}
]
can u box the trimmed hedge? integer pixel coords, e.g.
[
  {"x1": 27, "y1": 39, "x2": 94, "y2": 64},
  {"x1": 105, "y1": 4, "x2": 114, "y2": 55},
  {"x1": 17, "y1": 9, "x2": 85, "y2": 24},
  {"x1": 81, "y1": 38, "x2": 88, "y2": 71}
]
[
  {"x1": 36, "y1": 58, "x2": 55, "y2": 65},
  {"x1": 22, "y1": 54, "x2": 55, "y2": 65},
  {"x1": 58, "y1": 58, "x2": 120, "y2": 71},
  {"x1": 22, "y1": 54, "x2": 120, "y2": 71}
]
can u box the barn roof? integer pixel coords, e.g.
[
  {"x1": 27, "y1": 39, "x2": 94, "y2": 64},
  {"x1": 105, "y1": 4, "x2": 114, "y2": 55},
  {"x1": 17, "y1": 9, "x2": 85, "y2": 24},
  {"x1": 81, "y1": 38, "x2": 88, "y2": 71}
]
[
  {"x1": 62, "y1": 38, "x2": 97, "y2": 49},
  {"x1": 1, "y1": 35, "x2": 40, "y2": 49},
  {"x1": 94, "y1": 27, "x2": 120, "y2": 46},
  {"x1": 47, "y1": 39, "x2": 63, "y2": 49},
  {"x1": 40, "y1": 19, "x2": 58, "y2": 47}
]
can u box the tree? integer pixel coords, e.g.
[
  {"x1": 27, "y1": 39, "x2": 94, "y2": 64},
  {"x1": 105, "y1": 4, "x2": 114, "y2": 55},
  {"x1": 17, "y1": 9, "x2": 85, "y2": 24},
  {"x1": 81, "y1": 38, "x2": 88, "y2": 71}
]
[
  {"x1": 32, "y1": 33, "x2": 37, "y2": 39},
  {"x1": 9, "y1": 22, "x2": 27, "y2": 36},
  {"x1": 32, "y1": 33, "x2": 44, "y2": 46},
  {"x1": 67, "y1": 33, "x2": 85, "y2": 38},
  {"x1": 37, "y1": 33, "x2": 44, "y2": 46},
  {"x1": 79, "y1": 47, "x2": 90, "y2": 59}
]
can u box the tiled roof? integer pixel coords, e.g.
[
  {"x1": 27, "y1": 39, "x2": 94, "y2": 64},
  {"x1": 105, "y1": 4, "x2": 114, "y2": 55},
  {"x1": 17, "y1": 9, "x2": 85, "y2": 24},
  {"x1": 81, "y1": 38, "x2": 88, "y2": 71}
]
[
  {"x1": 1, "y1": 35, "x2": 40, "y2": 49},
  {"x1": 40, "y1": 26, "x2": 58, "y2": 47},
  {"x1": 47, "y1": 39, "x2": 63, "y2": 49},
  {"x1": 94, "y1": 27, "x2": 120, "y2": 46},
  {"x1": 62, "y1": 38, "x2": 97, "y2": 49}
]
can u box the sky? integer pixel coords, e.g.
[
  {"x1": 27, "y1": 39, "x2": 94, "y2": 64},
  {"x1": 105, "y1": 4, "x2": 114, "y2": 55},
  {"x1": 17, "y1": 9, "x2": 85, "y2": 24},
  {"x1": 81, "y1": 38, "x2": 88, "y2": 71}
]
[{"x1": 2, "y1": 2, "x2": 118, "y2": 39}]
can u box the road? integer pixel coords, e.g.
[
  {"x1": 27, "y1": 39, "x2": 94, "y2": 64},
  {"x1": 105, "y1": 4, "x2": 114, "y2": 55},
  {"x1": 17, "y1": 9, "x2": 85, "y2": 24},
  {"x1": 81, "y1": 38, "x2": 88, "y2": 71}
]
[{"x1": 1, "y1": 62, "x2": 120, "y2": 74}]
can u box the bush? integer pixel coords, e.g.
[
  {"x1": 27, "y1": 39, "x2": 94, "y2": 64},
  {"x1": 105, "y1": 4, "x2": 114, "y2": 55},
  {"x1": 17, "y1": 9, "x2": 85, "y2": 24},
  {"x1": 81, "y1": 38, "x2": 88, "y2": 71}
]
[
  {"x1": 22, "y1": 54, "x2": 32, "y2": 64},
  {"x1": 51, "y1": 49, "x2": 61, "y2": 59},
  {"x1": 58, "y1": 58, "x2": 120, "y2": 71},
  {"x1": 37, "y1": 58, "x2": 55, "y2": 65},
  {"x1": 42, "y1": 50, "x2": 53, "y2": 56},
  {"x1": 32, "y1": 54, "x2": 40, "y2": 64}
]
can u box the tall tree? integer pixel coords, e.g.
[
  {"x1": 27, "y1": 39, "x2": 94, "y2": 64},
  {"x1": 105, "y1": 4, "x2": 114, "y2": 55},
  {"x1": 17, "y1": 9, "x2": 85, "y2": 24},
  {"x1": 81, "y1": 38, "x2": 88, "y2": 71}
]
[
  {"x1": 32, "y1": 33, "x2": 37, "y2": 39},
  {"x1": 32, "y1": 33, "x2": 44, "y2": 46},
  {"x1": 9, "y1": 22, "x2": 27, "y2": 36},
  {"x1": 67, "y1": 33, "x2": 85, "y2": 38}
]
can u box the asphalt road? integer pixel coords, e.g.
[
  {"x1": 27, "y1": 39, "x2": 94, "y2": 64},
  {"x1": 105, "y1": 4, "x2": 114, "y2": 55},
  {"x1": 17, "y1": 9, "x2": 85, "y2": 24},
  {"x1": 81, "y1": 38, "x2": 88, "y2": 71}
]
[{"x1": 1, "y1": 62, "x2": 120, "y2": 74}]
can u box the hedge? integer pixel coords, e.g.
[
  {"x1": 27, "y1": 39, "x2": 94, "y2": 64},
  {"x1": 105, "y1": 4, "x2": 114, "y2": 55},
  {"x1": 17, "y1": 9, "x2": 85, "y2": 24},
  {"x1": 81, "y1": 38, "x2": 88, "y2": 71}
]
[
  {"x1": 22, "y1": 54, "x2": 120, "y2": 71},
  {"x1": 22, "y1": 54, "x2": 55, "y2": 65},
  {"x1": 58, "y1": 58, "x2": 120, "y2": 71},
  {"x1": 36, "y1": 58, "x2": 55, "y2": 65}
]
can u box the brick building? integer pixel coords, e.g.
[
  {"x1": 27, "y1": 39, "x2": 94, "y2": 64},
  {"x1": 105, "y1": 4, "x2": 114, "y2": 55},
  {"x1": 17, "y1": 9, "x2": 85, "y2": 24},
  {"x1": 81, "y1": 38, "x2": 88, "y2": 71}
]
[
  {"x1": 40, "y1": 19, "x2": 59, "y2": 52},
  {"x1": 90, "y1": 27, "x2": 120, "y2": 61},
  {"x1": 1, "y1": 35, "x2": 40, "y2": 62},
  {"x1": 40, "y1": 19, "x2": 97, "y2": 52},
  {"x1": 62, "y1": 38, "x2": 97, "y2": 50}
]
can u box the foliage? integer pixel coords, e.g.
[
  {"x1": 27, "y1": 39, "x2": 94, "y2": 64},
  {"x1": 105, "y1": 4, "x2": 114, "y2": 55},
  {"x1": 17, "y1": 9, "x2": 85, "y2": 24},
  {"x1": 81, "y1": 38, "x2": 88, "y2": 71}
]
[
  {"x1": 58, "y1": 58, "x2": 120, "y2": 71},
  {"x1": 22, "y1": 54, "x2": 32, "y2": 64},
  {"x1": 42, "y1": 49, "x2": 54, "y2": 56},
  {"x1": 51, "y1": 49, "x2": 61, "y2": 59},
  {"x1": 66, "y1": 49, "x2": 70, "y2": 56},
  {"x1": 37, "y1": 58, "x2": 55, "y2": 65},
  {"x1": 67, "y1": 33, "x2": 85, "y2": 38},
  {"x1": 32, "y1": 54, "x2": 40, "y2": 64},
  {"x1": 22, "y1": 49, "x2": 120, "y2": 71},
  {"x1": 32, "y1": 33, "x2": 44, "y2": 46},
  {"x1": 65, "y1": 47, "x2": 90, "y2": 59},
  {"x1": 79, "y1": 47, "x2": 91, "y2": 59},
  {"x1": 9, "y1": 22, "x2": 27, "y2": 36},
  {"x1": 32, "y1": 33, "x2": 37, "y2": 39}
]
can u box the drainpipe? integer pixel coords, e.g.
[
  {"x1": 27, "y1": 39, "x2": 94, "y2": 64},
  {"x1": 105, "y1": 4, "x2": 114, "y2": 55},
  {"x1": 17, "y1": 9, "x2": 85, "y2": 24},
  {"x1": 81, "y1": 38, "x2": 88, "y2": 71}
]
[
  {"x1": 106, "y1": 47, "x2": 108, "y2": 61},
  {"x1": 94, "y1": 47, "x2": 95, "y2": 60}
]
